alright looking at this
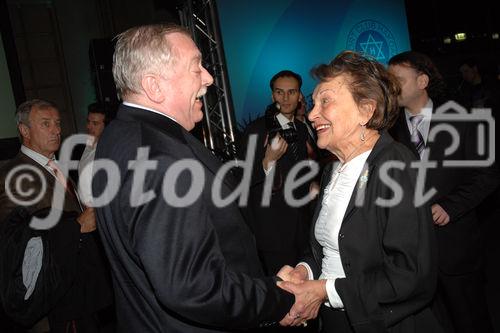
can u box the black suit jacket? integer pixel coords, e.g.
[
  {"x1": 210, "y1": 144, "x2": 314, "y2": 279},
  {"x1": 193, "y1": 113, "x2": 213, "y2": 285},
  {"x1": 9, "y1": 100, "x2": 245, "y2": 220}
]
[
  {"x1": 0, "y1": 152, "x2": 81, "y2": 222},
  {"x1": 389, "y1": 107, "x2": 500, "y2": 274},
  {"x1": 0, "y1": 152, "x2": 112, "y2": 325},
  {"x1": 238, "y1": 117, "x2": 313, "y2": 254},
  {"x1": 304, "y1": 132, "x2": 441, "y2": 332},
  {"x1": 93, "y1": 104, "x2": 293, "y2": 333}
]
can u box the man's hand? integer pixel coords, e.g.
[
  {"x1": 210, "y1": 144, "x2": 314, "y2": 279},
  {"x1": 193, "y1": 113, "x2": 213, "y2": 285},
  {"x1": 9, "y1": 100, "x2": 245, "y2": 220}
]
[
  {"x1": 278, "y1": 279, "x2": 326, "y2": 326},
  {"x1": 309, "y1": 181, "x2": 320, "y2": 200},
  {"x1": 77, "y1": 207, "x2": 96, "y2": 233},
  {"x1": 262, "y1": 134, "x2": 288, "y2": 171},
  {"x1": 432, "y1": 203, "x2": 450, "y2": 226},
  {"x1": 277, "y1": 265, "x2": 308, "y2": 284}
]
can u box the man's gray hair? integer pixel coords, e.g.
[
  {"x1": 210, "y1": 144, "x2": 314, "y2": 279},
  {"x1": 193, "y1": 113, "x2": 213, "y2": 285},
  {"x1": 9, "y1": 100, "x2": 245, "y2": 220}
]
[
  {"x1": 112, "y1": 23, "x2": 190, "y2": 99},
  {"x1": 15, "y1": 99, "x2": 58, "y2": 127}
]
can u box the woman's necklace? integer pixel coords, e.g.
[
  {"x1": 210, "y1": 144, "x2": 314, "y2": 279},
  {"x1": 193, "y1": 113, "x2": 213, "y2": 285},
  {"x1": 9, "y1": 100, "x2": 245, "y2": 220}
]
[{"x1": 337, "y1": 132, "x2": 378, "y2": 173}]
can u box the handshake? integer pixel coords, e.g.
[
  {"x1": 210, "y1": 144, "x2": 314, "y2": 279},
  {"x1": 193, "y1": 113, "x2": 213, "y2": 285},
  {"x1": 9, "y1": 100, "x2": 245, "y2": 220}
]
[{"x1": 276, "y1": 265, "x2": 328, "y2": 327}]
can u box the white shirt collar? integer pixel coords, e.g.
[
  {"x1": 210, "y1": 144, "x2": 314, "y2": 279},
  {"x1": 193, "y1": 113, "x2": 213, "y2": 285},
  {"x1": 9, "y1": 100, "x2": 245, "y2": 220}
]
[
  {"x1": 276, "y1": 112, "x2": 294, "y2": 129},
  {"x1": 123, "y1": 101, "x2": 179, "y2": 125},
  {"x1": 21, "y1": 145, "x2": 53, "y2": 168},
  {"x1": 404, "y1": 98, "x2": 433, "y2": 122}
]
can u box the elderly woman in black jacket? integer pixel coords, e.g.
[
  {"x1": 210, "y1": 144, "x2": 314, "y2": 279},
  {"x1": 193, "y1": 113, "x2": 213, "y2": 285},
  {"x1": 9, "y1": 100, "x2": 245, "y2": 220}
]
[{"x1": 277, "y1": 51, "x2": 442, "y2": 333}]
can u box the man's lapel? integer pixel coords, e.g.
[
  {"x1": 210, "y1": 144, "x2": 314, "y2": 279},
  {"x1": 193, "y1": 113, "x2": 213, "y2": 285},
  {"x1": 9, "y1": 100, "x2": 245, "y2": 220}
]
[
  {"x1": 182, "y1": 132, "x2": 238, "y2": 191},
  {"x1": 17, "y1": 152, "x2": 82, "y2": 212},
  {"x1": 117, "y1": 104, "x2": 238, "y2": 192},
  {"x1": 340, "y1": 132, "x2": 392, "y2": 227},
  {"x1": 394, "y1": 110, "x2": 420, "y2": 159}
]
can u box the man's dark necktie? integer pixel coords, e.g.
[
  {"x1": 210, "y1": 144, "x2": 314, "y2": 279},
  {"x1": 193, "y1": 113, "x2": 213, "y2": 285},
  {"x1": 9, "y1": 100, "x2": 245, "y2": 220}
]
[{"x1": 287, "y1": 121, "x2": 299, "y2": 162}]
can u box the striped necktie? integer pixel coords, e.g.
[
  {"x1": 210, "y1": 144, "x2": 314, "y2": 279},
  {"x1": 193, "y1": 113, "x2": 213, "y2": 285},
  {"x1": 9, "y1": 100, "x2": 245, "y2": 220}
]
[
  {"x1": 47, "y1": 160, "x2": 82, "y2": 210},
  {"x1": 47, "y1": 159, "x2": 68, "y2": 189},
  {"x1": 409, "y1": 115, "x2": 425, "y2": 156}
]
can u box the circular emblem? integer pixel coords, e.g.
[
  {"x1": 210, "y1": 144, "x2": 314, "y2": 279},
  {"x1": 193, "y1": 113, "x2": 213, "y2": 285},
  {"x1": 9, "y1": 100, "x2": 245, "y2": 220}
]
[{"x1": 346, "y1": 20, "x2": 397, "y2": 63}]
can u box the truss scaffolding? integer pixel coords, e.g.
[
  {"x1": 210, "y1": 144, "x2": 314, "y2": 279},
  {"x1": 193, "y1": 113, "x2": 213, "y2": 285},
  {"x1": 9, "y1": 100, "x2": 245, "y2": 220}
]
[{"x1": 179, "y1": 0, "x2": 238, "y2": 161}]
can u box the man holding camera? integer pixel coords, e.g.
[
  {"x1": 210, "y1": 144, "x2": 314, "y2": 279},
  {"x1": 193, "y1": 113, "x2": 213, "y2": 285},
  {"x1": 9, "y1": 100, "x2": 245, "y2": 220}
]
[{"x1": 239, "y1": 70, "x2": 316, "y2": 277}]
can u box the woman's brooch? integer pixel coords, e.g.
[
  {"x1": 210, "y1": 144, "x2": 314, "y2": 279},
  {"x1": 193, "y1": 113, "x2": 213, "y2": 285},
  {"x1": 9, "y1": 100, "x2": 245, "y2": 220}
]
[{"x1": 358, "y1": 169, "x2": 369, "y2": 190}]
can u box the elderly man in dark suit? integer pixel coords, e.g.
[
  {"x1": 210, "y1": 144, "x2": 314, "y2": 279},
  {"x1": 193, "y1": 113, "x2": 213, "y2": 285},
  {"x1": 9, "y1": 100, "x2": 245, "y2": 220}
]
[
  {"x1": 92, "y1": 24, "x2": 308, "y2": 333},
  {"x1": 0, "y1": 99, "x2": 112, "y2": 332},
  {"x1": 388, "y1": 51, "x2": 500, "y2": 333}
]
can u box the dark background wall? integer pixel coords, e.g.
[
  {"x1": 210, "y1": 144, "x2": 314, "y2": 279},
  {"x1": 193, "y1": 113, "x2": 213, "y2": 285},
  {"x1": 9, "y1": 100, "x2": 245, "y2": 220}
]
[
  {"x1": 405, "y1": 0, "x2": 500, "y2": 89},
  {"x1": 0, "y1": 0, "x2": 180, "y2": 142},
  {"x1": 1, "y1": 0, "x2": 499, "y2": 140}
]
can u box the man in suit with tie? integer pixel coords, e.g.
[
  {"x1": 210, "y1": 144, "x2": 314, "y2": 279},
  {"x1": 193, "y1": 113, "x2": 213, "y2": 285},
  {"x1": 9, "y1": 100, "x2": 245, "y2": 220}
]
[
  {"x1": 0, "y1": 99, "x2": 112, "y2": 332},
  {"x1": 239, "y1": 70, "x2": 317, "y2": 278},
  {"x1": 92, "y1": 24, "x2": 305, "y2": 332},
  {"x1": 388, "y1": 51, "x2": 499, "y2": 333}
]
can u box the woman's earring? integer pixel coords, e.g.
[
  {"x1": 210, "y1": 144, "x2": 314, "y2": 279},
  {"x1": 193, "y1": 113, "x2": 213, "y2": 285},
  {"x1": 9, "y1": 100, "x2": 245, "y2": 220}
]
[{"x1": 360, "y1": 124, "x2": 366, "y2": 141}]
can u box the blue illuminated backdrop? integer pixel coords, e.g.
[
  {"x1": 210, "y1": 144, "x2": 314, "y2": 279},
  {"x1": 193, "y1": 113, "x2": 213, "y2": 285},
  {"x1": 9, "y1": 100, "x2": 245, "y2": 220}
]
[{"x1": 216, "y1": 0, "x2": 411, "y2": 127}]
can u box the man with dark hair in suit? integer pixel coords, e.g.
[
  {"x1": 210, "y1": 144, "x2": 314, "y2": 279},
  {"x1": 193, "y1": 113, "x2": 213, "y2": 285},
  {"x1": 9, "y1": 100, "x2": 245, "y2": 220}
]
[
  {"x1": 458, "y1": 57, "x2": 500, "y2": 110},
  {"x1": 239, "y1": 70, "x2": 317, "y2": 278},
  {"x1": 92, "y1": 24, "x2": 310, "y2": 333},
  {"x1": 77, "y1": 102, "x2": 111, "y2": 206},
  {"x1": 0, "y1": 99, "x2": 112, "y2": 332},
  {"x1": 388, "y1": 51, "x2": 500, "y2": 333}
]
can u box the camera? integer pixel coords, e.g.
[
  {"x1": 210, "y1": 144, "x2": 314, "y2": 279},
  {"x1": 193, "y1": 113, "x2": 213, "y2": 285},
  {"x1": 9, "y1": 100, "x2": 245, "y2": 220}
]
[{"x1": 264, "y1": 102, "x2": 298, "y2": 144}]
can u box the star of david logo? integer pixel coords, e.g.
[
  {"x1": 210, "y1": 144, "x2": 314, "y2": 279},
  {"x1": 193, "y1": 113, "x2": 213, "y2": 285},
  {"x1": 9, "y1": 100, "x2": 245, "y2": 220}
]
[
  {"x1": 359, "y1": 34, "x2": 385, "y2": 60},
  {"x1": 346, "y1": 20, "x2": 398, "y2": 64}
]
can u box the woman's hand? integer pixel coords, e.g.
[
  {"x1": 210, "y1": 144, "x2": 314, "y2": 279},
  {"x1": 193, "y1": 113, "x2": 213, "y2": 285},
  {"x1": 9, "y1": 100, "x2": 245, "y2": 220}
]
[
  {"x1": 431, "y1": 203, "x2": 450, "y2": 226},
  {"x1": 277, "y1": 279, "x2": 327, "y2": 326}
]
